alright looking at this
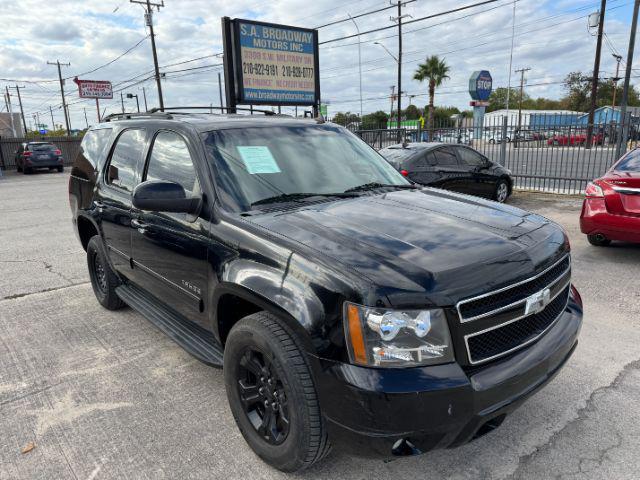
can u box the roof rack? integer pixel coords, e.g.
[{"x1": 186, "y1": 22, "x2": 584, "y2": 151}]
[
  {"x1": 102, "y1": 111, "x2": 174, "y2": 122},
  {"x1": 147, "y1": 106, "x2": 280, "y2": 116}
]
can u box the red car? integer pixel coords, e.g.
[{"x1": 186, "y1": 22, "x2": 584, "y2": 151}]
[
  {"x1": 548, "y1": 133, "x2": 603, "y2": 146},
  {"x1": 580, "y1": 148, "x2": 640, "y2": 246}
]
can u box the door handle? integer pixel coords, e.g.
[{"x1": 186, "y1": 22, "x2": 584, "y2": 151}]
[
  {"x1": 131, "y1": 218, "x2": 147, "y2": 230},
  {"x1": 94, "y1": 201, "x2": 105, "y2": 212}
]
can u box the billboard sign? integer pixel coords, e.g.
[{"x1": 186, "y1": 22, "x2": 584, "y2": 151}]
[
  {"x1": 469, "y1": 70, "x2": 492, "y2": 102},
  {"x1": 223, "y1": 18, "x2": 319, "y2": 106},
  {"x1": 73, "y1": 78, "x2": 113, "y2": 99}
]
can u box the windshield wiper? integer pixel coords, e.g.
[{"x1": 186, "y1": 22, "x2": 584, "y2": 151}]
[
  {"x1": 344, "y1": 182, "x2": 419, "y2": 193},
  {"x1": 251, "y1": 192, "x2": 358, "y2": 207}
]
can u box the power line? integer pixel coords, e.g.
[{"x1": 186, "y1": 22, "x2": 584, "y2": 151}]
[
  {"x1": 319, "y1": 0, "x2": 501, "y2": 44},
  {"x1": 314, "y1": 0, "x2": 416, "y2": 29}
]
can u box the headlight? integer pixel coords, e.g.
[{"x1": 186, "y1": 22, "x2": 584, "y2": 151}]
[{"x1": 343, "y1": 302, "x2": 454, "y2": 367}]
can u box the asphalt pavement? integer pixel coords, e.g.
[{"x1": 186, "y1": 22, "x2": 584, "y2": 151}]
[{"x1": 1, "y1": 171, "x2": 639, "y2": 479}]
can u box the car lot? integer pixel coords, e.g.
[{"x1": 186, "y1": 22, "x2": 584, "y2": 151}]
[{"x1": 1, "y1": 171, "x2": 639, "y2": 479}]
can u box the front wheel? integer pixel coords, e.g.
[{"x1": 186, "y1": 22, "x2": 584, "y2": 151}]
[
  {"x1": 495, "y1": 179, "x2": 510, "y2": 203},
  {"x1": 224, "y1": 312, "x2": 330, "y2": 472}
]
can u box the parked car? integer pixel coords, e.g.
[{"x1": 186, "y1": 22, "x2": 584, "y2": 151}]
[
  {"x1": 580, "y1": 148, "x2": 640, "y2": 246},
  {"x1": 15, "y1": 142, "x2": 64, "y2": 173},
  {"x1": 380, "y1": 142, "x2": 513, "y2": 202},
  {"x1": 481, "y1": 129, "x2": 512, "y2": 144},
  {"x1": 69, "y1": 112, "x2": 582, "y2": 472},
  {"x1": 547, "y1": 133, "x2": 603, "y2": 146}
]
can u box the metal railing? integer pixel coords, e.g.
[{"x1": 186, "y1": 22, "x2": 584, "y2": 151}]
[{"x1": 348, "y1": 113, "x2": 639, "y2": 195}]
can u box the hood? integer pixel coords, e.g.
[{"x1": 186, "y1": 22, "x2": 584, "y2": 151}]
[{"x1": 248, "y1": 189, "x2": 568, "y2": 307}]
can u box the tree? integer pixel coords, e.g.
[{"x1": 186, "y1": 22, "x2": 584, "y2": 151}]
[
  {"x1": 560, "y1": 71, "x2": 640, "y2": 111},
  {"x1": 404, "y1": 104, "x2": 421, "y2": 120},
  {"x1": 331, "y1": 111, "x2": 360, "y2": 127},
  {"x1": 413, "y1": 56, "x2": 450, "y2": 135},
  {"x1": 487, "y1": 87, "x2": 526, "y2": 112},
  {"x1": 361, "y1": 110, "x2": 389, "y2": 129}
]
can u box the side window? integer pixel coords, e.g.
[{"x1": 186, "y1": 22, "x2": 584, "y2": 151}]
[
  {"x1": 457, "y1": 147, "x2": 484, "y2": 167},
  {"x1": 80, "y1": 128, "x2": 112, "y2": 168},
  {"x1": 106, "y1": 129, "x2": 146, "y2": 193},
  {"x1": 412, "y1": 151, "x2": 437, "y2": 169},
  {"x1": 616, "y1": 150, "x2": 640, "y2": 172},
  {"x1": 145, "y1": 131, "x2": 199, "y2": 195},
  {"x1": 432, "y1": 148, "x2": 458, "y2": 166}
]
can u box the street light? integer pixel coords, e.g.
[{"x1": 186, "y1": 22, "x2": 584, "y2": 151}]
[
  {"x1": 348, "y1": 14, "x2": 363, "y2": 121},
  {"x1": 126, "y1": 93, "x2": 141, "y2": 113},
  {"x1": 373, "y1": 41, "x2": 398, "y2": 63},
  {"x1": 374, "y1": 41, "x2": 400, "y2": 129}
]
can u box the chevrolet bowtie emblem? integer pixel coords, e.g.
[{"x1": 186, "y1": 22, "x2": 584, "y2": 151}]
[{"x1": 524, "y1": 287, "x2": 551, "y2": 315}]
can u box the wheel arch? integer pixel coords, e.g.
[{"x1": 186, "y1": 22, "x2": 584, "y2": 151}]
[{"x1": 77, "y1": 214, "x2": 100, "y2": 251}]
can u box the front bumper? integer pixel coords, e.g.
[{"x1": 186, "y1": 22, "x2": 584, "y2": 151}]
[
  {"x1": 580, "y1": 198, "x2": 640, "y2": 243},
  {"x1": 312, "y1": 292, "x2": 582, "y2": 457}
]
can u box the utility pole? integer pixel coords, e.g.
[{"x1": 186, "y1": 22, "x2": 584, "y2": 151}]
[
  {"x1": 47, "y1": 60, "x2": 71, "y2": 136},
  {"x1": 126, "y1": 93, "x2": 140, "y2": 112},
  {"x1": 348, "y1": 14, "x2": 363, "y2": 120},
  {"x1": 49, "y1": 106, "x2": 55, "y2": 131},
  {"x1": 12, "y1": 85, "x2": 27, "y2": 136},
  {"x1": 83, "y1": 108, "x2": 89, "y2": 128},
  {"x1": 142, "y1": 87, "x2": 148, "y2": 111},
  {"x1": 4, "y1": 87, "x2": 16, "y2": 137},
  {"x1": 515, "y1": 67, "x2": 531, "y2": 148},
  {"x1": 389, "y1": 85, "x2": 396, "y2": 128},
  {"x1": 611, "y1": 53, "x2": 623, "y2": 109},
  {"x1": 586, "y1": 0, "x2": 606, "y2": 149},
  {"x1": 617, "y1": 0, "x2": 640, "y2": 158},
  {"x1": 130, "y1": 0, "x2": 165, "y2": 110},
  {"x1": 391, "y1": 1, "x2": 406, "y2": 133},
  {"x1": 218, "y1": 71, "x2": 224, "y2": 110},
  {"x1": 121, "y1": 92, "x2": 125, "y2": 113}
]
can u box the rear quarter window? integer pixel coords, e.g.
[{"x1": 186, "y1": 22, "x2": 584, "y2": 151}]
[
  {"x1": 80, "y1": 128, "x2": 113, "y2": 168},
  {"x1": 616, "y1": 150, "x2": 640, "y2": 172}
]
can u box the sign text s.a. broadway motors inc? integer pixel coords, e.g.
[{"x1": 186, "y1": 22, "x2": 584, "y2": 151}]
[{"x1": 232, "y1": 19, "x2": 319, "y2": 105}]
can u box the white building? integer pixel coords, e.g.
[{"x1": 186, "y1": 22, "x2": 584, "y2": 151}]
[{"x1": 482, "y1": 109, "x2": 584, "y2": 129}]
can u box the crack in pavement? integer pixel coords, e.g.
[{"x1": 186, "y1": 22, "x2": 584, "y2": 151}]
[
  {"x1": 506, "y1": 358, "x2": 640, "y2": 479},
  {"x1": 1, "y1": 282, "x2": 90, "y2": 301}
]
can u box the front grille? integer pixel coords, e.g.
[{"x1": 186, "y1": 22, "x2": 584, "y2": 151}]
[
  {"x1": 466, "y1": 285, "x2": 570, "y2": 364},
  {"x1": 458, "y1": 256, "x2": 570, "y2": 321}
]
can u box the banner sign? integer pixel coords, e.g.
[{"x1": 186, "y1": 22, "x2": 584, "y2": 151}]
[
  {"x1": 224, "y1": 18, "x2": 320, "y2": 106},
  {"x1": 468, "y1": 70, "x2": 492, "y2": 102},
  {"x1": 73, "y1": 78, "x2": 113, "y2": 99}
]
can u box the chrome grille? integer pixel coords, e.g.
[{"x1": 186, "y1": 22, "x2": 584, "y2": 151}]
[{"x1": 457, "y1": 255, "x2": 571, "y2": 365}]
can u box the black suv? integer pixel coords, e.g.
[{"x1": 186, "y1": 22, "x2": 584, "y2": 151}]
[
  {"x1": 16, "y1": 141, "x2": 65, "y2": 173},
  {"x1": 69, "y1": 111, "x2": 582, "y2": 472}
]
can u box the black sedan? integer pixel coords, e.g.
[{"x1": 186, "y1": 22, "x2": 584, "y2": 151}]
[{"x1": 379, "y1": 142, "x2": 513, "y2": 202}]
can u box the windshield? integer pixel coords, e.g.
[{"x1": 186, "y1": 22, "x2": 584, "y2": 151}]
[{"x1": 204, "y1": 124, "x2": 409, "y2": 211}]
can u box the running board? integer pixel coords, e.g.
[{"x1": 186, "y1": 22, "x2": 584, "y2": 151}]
[{"x1": 115, "y1": 283, "x2": 224, "y2": 368}]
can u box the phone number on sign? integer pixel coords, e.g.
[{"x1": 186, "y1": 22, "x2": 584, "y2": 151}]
[{"x1": 242, "y1": 63, "x2": 314, "y2": 79}]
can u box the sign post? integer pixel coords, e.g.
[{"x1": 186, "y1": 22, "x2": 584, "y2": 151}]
[
  {"x1": 221, "y1": 17, "x2": 320, "y2": 115},
  {"x1": 468, "y1": 70, "x2": 492, "y2": 142},
  {"x1": 73, "y1": 78, "x2": 113, "y2": 123}
]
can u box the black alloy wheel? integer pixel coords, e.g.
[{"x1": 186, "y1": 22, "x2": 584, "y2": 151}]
[{"x1": 236, "y1": 348, "x2": 290, "y2": 445}]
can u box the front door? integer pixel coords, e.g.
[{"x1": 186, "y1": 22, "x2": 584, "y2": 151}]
[
  {"x1": 431, "y1": 146, "x2": 468, "y2": 192},
  {"x1": 97, "y1": 128, "x2": 147, "y2": 275},
  {"x1": 130, "y1": 130, "x2": 210, "y2": 326},
  {"x1": 455, "y1": 146, "x2": 495, "y2": 197}
]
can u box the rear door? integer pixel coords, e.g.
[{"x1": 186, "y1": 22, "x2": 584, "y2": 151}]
[
  {"x1": 130, "y1": 129, "x2": 210, "y2": 325},
  {"x1": 605, "y1": 150, "x2": 640, "y2": 216},
  {"x1": 431, "y1": 146, "x2": 468, "y2": 192},
  {"x1": 95, "y1": 128, "x2": 147, "y2": 274},
  {"x1": 455, "y1": 146, "x2": 495, "y2": 197}
]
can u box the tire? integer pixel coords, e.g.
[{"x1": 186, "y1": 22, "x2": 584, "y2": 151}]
[
  {"x1": 224, "y1": 312, "x2": 330, "y2": 472},
  {"x1": 57, "y1": 166, "x2": 64, "y2": 172},
  {"x1": 495, "y1": 179, "x2": 510, "y2": 203},
  {"x1": 489, "y1": 138, "x2": 495, "y2": 144},
  {"x1": 587, "y1": 234, "x2": 611, "y2": 247},
  {"x1": 87, "y1": 236, "x2": 126, "y2": 310},
  {"x1": 23, "y1": 166, "x2": 32, "y2": 174}
]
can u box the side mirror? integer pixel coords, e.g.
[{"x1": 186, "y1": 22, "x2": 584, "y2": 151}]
[{"x1": 133, "y1": 180, "x2": 201, "y2": 214}]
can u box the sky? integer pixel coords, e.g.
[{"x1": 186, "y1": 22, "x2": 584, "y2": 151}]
[{"x1": 0, "y1": 0, "x2": 638, "y2": 131}]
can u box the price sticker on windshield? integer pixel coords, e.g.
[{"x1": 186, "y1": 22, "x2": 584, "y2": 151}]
[{"x1": 237, "y1": 146, "x2": 281, "y2": 174}]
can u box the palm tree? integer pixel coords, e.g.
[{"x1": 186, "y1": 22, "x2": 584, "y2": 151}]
[{"x1": 413, "y1": 56, "x2": 450, "y2": 139}]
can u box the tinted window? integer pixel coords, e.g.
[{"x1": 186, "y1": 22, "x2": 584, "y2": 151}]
[
  {"x1": 413, "y1": 151, "x2": 437, "y2": 169},
  {"x1": 432, "y1": 148, "x2": 458, "y2": 166},
  {"x1": 616, "y1": 150, "x2": 640, "y2": 172},
  {"x1": 81, "y1": 128, "x2": 112, "y2": 167},
  {"x1": 145, "y1": 131, "x2": 199, "y2": 195},
  {"x1": 107, "y1": 129, "x2": 145, "y2": 192},
  {"x1": 457, "y1": 147, "x2": 484, "y2": 167}
]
